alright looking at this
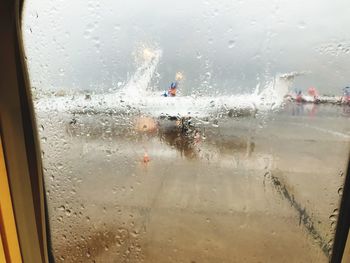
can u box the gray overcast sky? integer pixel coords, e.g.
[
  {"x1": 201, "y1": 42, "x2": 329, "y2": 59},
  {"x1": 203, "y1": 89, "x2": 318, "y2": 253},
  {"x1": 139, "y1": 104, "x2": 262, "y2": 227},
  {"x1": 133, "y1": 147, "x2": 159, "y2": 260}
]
[{"x1": 23, "y1": 0, "x2": 350, "y2": 95}]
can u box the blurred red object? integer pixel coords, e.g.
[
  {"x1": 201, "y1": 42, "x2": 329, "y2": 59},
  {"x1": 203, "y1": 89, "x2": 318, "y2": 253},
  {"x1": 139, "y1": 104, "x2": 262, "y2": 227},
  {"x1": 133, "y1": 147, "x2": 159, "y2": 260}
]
[{"x1": 307, "y1": 87, "x2": 318, "y2": 97}]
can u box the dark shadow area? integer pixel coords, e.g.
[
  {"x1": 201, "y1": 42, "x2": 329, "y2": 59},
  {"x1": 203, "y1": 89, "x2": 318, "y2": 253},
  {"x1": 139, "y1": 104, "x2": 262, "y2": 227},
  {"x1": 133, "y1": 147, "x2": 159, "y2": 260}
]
[{"x1": 265, "y1": 170, "x2": 331, "y2": 258}]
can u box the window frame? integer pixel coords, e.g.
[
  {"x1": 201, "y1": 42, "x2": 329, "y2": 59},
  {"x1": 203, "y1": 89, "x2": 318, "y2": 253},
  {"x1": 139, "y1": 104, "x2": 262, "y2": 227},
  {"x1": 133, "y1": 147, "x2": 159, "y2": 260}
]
[
  {"x1": 0, "y1": 0, "x2": 48, "y2": 262},
  {"x1": 0, "y1": 0, "x2": 349, "y2": 262}
]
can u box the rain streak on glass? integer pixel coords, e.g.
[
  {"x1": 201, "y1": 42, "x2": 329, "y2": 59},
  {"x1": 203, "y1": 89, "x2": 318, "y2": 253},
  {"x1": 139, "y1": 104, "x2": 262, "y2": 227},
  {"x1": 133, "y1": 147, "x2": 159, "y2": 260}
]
[{"x1": 23, "y1": 0, "x2": 350, "y2": 262}]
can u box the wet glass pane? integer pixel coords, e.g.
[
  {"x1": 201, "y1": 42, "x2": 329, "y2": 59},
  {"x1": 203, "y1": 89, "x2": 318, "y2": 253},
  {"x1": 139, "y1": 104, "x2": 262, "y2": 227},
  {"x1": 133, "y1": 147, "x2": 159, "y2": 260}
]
[{"x1": 23, "y1": 0, "x2": 350, "y2": 262}]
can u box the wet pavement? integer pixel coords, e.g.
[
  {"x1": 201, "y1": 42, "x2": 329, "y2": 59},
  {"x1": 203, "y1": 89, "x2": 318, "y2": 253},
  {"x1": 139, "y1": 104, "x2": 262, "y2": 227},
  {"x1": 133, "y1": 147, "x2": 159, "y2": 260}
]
[{"x1": 37, "y1": 103, "x2": 350, "y2": 262}]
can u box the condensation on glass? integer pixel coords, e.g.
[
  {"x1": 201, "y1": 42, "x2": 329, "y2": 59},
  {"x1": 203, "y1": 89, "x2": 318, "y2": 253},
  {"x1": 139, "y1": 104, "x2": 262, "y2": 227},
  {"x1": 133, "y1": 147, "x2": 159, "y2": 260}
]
[{"x1": 23, "y1": 0, "x2": 350, "y2": 262}]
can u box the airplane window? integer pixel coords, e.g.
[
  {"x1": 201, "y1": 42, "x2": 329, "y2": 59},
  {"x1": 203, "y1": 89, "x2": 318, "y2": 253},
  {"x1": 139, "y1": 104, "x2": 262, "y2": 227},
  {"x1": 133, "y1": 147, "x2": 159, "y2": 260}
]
[{"x1": 23, "y1": 0, "x2": 350, "y2": 262}]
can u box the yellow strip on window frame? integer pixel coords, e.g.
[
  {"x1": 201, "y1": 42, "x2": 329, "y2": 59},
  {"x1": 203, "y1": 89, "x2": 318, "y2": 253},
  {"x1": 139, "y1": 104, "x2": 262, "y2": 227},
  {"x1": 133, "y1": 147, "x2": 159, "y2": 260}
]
[
  {"x1": 0, "y1": 135, "x2": 22, "y2": 263},
  {"x1": 0, "y1": 233, "x2": 6, "y2": 263}
]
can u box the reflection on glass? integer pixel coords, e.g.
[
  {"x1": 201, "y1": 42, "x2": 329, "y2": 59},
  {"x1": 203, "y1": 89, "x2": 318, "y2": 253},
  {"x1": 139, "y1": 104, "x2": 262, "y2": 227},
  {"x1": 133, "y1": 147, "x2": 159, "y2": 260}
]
[{"x1": 23, "y1": 0, "x2": 350, "y2": 262}]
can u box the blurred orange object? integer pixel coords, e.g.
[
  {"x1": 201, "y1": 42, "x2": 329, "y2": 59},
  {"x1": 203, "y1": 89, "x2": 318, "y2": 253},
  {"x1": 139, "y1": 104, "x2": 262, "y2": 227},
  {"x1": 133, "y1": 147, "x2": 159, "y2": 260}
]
[
  {"x1": 143, "y1": 152, "x2": 150, "y2": 163},
  {"x1": 134, "y1": 116, "x2": 158, "y2": 133}
]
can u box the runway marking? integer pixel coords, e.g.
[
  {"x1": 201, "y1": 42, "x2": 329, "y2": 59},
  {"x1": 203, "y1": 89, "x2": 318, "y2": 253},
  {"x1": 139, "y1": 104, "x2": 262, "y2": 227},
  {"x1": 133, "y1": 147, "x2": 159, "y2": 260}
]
[{"x1": 291, "y1": 122, "x2": 350, "y2": 140}]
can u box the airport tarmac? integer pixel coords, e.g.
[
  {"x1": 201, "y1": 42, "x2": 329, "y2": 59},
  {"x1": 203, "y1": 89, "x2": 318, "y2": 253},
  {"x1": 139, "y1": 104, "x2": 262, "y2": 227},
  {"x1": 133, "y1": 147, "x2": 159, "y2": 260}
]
[{"x1": 36, "y1": 102, "x2": 350, "y2": 262}]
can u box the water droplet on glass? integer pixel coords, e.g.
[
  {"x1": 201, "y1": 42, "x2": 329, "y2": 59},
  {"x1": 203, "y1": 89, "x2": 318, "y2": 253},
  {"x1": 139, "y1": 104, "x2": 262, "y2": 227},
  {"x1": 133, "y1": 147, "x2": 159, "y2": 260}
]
[
  {"x1": 228, "y1": 40, "x2": 235, "y2": 49},
  {"x1": 59, "y1": 68, "x2": 64, "y2": 76},
  {"x1": 338, "y1": 187, "x2": 343, "y2": 196},
  {"x1": 298, "y1": 21, "x2": 306, "y2": 29},
  {"x1": 65, "y1": 209, "x2": 71, "y2": 216},
  {"x1": 329, "y1": 214, "x2": 337, "y2": 222},
  {"x1": 331, "y1": 221, "x2": 336, "y2": 229}
]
